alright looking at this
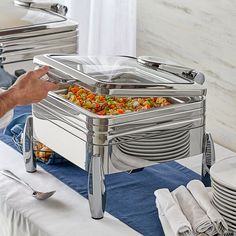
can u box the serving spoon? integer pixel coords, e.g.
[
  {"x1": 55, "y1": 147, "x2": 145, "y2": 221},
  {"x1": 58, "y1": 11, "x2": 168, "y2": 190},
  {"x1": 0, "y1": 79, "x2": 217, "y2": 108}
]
[{"x1": 0, "y1": 169, "x2": 56, "y2": 200}]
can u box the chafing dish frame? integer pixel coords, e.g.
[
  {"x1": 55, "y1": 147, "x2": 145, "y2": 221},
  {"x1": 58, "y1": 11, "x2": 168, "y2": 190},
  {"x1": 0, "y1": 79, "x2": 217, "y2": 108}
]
[{"x1": 23, "y1": 55, "x2": 215, "y2": 219}]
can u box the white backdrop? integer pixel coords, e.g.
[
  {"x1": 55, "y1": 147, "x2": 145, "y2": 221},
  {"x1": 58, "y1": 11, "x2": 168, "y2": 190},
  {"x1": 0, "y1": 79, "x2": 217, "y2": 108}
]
[{"x1": 55, "y1": 0, "x2": 137, "y2": 56}]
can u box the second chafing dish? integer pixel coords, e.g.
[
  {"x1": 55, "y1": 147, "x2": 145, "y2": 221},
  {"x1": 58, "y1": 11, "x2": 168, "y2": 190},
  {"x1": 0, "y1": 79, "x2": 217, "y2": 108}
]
[
  {"x1": 0, "y1": 0, "x2": 78, "y2": 75},
  {"x1": 23, "y1": 54, "x2": 214, "y2": 219}
]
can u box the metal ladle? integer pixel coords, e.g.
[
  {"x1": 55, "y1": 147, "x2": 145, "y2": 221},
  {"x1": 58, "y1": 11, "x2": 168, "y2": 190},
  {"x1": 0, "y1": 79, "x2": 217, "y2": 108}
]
[{"x1": 0, "y1": 169, "x2": 55, "y2": 200}]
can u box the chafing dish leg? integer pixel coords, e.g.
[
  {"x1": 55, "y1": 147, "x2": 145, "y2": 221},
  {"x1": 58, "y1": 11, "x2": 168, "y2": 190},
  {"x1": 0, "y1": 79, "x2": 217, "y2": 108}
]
[
  {"x1": 201, "y1": 133, "x2": 215, "y2": 186},
  {"x1": 23, "y1": 116, "x2": 36, "y2": 173},
  {"x1": 88, "y1": 155, "x2": 106, "y2": 219}
]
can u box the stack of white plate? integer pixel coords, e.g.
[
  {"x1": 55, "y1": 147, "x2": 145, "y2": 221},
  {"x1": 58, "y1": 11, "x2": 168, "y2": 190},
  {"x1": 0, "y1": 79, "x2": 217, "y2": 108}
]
[
  {"x1": 115, "y1": 129, "x2": 190, "y2": 162},
  {"x1": 210, "y1": 156, "x2": 236, "y2": 232}
]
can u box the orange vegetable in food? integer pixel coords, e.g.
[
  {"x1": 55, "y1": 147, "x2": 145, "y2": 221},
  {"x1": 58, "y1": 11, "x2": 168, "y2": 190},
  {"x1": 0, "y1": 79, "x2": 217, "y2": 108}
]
[
  {"x1": 87, "y1": 93, "x2": 96, "y2": 100},
  {"x1": 97, "y1": 110, "x2": 106, "y2": 115},
  {"x1": 117, "y1": 109, "x2": 125, "y2": 114},
  {"x1": 71, "y1": 87, "x2": 79, "y2": 94}
]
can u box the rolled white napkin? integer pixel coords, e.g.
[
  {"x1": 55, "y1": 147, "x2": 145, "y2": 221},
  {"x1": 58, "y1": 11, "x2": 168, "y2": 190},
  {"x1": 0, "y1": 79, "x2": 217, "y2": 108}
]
[
  {"x1": 172, "y1": 185, "x2": 216, "y2": 235},
  {"x1": 154, "y1": 188, "x2": 193, "y2": 236},
  {"x1": 187, "y1": 180, "x2": 228, "y2": 234},
  {"x1": 206, "y1": 187, "x2": 214, "y2": 202}
]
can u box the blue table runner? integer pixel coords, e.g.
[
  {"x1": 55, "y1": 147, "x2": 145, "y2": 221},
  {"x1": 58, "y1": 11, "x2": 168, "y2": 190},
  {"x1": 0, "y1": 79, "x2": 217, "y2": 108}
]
[{"x1": 0, "y1": 105, "x2": 201, "y2": 236}]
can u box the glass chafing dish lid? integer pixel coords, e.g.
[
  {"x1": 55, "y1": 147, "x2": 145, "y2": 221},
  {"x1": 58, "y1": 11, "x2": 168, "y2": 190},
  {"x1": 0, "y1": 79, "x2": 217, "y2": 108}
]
[
  {"x1": 33, "y1": 54, "x2": 207, "y2": 97},
  {"x1": 0, "y1": 0, "x2": 69, "y2": 37}
]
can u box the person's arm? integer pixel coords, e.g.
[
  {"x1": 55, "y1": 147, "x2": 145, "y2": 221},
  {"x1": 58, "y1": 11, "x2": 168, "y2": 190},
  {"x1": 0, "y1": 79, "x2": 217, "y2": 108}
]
[
  {"x1": 0, "y1": 66, "x2": 58, "y2": 118},
  {"x1": 0, "y1": 89, "x2": 17, "y2": 118}
]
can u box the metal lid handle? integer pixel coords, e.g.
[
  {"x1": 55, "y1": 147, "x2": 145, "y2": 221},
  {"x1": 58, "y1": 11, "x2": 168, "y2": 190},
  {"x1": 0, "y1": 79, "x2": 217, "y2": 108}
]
[
  {"x1": 137, "y1": 56, "x2": 205, "y2": 85},
  {"x1": 14, "y1": 0, "x2": 68, "y2": 16}
]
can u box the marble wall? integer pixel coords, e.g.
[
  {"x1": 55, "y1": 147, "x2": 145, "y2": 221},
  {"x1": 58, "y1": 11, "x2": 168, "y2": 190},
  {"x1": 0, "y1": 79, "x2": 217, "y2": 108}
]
[{"x1": 137, "y1": 0, "x2": 236, "y2": 151}]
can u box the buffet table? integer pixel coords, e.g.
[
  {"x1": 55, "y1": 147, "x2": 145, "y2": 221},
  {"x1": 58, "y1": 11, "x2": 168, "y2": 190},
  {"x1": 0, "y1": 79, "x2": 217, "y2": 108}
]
[
  {"x1": 0, "y1": 141, "x2": 139, "y2": 236},
  {"x1": 0, "y1": 140, "x2": 235, "y2": 236}
]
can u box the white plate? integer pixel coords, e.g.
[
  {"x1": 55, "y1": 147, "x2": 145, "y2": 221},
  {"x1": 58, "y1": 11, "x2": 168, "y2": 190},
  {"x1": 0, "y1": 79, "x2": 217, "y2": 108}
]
[
  {"x1": 118, "y1": 141, "x2": 189, "y2": 155},
  {"x1": 112, "y1": 145, "x2": 188, "y2": 165},
  {"x1": 213, "y1": 206, "x2": 236, "y2": 229},
  {"x1": 210, "y1": 156, "x2": 236, "y2": 190},
  {"x1": 128, "y1": 133, "x2": 188, "y2": 143},
  {"x1": 118, "y1": 134, "x2": 190, "y2": 150},
  {"x1": 212, "y1": 177, "x2": 236, "y2": 192},
  {"x1": 213, "y1": 191, "x2": 236, "y2": 206},
  {"x1": 116, "y1": 133, "x2": 189, "y2": 147},
  {"x1": 116, "y1": 145, "x2": 189, "y2": 161},
  {"x1": 118, "y1": 138, "x2": 189, "y2": 154},
  {"x1": 117, "y1": 130, "x2": 189, "y2": 143},
  {"x1": 143, "y1": 130, "x2": 188, "y2": 141},
  {"x1": 117, "y1": 150, "x2": 189, "y2": 162},
  {"x1": 227, "y1": 223, "x2": 236, "y2": 232},
  {"x1": 213, "y1": 196, "x2": 236, "y2": 218},
  {"x1": 226, "y1": 222, "x2": 236, "y2": 232},
  {"x1": 117, "y1": 129, "x2": 186, "y2": 139},
  {"x1": 212, "y1": 184, "x2": 236, "y2": 201},
  {"x1": 218, "y1": 215, "x2": 236, "y2": 232},
  {"x1": 212, "y1": 179, "x2": 236, "y2": 196},
  {"x1": 118, "y1": 142, "x2": 189, "y2": 158},
  {"x1": 213, "y1": 195, "x2": 236, "y2": 214},
  {"x1": 213, "y1": 193, "x2": 236, "y2": 209}
]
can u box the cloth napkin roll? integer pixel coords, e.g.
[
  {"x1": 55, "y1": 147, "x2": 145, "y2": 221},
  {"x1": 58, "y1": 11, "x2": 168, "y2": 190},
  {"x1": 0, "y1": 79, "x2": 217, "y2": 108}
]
[
  {"x1": 154, "y1": 188, "x2": 193, "y2": 236},
  {"x1": 187, "y1": 180, "x2": 228, "y2": 235},
  {"x1": 172, "y1": 185, "x2": 216, "y2": 236}
]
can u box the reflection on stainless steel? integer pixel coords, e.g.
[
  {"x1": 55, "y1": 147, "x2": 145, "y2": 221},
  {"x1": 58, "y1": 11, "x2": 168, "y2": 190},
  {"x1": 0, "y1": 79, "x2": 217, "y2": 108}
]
[
  {"x1": 22, "y1": 54, "x2": 214, "y2": 219},
  {"x1": 202, "y1": 133, "x2": 215, "y2": 179},
  {"x1": 23, "y1": 116, "x2": 36, "y2": 173},
  {"x1": 88, "y1": 155, "x2": 106, "y2": 219}
]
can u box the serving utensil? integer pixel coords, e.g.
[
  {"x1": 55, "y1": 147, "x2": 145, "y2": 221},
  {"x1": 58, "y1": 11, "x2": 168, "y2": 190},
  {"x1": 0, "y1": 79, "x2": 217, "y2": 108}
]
[{"x1": 0, "y1": 169, "x2": 55, "y2": 200}]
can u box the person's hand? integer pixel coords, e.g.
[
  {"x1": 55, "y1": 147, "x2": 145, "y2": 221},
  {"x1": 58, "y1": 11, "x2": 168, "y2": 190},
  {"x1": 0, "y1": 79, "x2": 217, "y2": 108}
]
[
  {"x1": 9, "y1": 66, "x2": 59, "y2": 105},
  {"x1": 0, "y1": 66, "x2": 59, "y2": 118}
]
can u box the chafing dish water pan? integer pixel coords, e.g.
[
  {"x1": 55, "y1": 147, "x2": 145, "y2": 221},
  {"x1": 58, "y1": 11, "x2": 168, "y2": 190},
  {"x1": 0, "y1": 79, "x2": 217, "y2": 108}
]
[{"x1": 23, "y1": 54, "x2": 215, "y2": 219}]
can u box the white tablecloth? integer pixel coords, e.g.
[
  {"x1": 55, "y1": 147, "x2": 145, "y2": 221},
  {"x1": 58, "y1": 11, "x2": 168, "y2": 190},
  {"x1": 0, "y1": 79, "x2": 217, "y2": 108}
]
[
  {"x1": 0, "y1": 140, "x2": 235, "y2": 236},
  {"x1": 0, "y1": 141, "x2": 140, "y2": 236}
]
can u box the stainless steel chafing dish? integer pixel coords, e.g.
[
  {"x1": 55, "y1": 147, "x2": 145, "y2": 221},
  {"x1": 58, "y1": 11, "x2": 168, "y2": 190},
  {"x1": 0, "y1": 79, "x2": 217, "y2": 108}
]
[
  {"x1": 0, "y1": 0, "x2": 77, "y2": 76},
  {"x1": 23, "y1": 54, "x2": 215, "y2": 219}
]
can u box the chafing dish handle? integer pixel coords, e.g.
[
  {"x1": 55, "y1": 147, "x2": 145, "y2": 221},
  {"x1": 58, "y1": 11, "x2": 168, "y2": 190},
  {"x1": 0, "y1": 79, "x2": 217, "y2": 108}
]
[
  {"x1": 23, "y1": 116, "x2": 36, "y2": 173},
  {"x1": 14, "y1": 0, "x2": 68, "y2": 16},
  {"x1": 88, "y1": 155, "x2": 106, "y2": 219},
  {"x1": 137, "y1": 56, "x2": 205, "y2": 85}
]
